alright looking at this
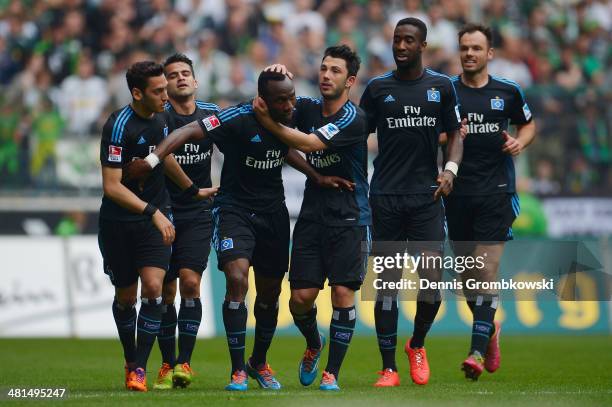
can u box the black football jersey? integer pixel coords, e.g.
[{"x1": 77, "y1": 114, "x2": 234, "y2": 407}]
[
  {"x1": 450, "y1": 75, "x2": 533, "y2": 195},
  {"x1": 164, "y1": 100, "x2": 220, "y2": 219},
  {"x1": 293, "y1": 96, "x2": 371, "y2": 226},
  {"x1": 99, "y1": 105, "x2": 170, "y2": 221},
  {"x1": 360, "y1": 69, "x2": 461, "y2": 195},
  {"x1": 197, "y1": 102, "x2": 289, "y2": 213}
]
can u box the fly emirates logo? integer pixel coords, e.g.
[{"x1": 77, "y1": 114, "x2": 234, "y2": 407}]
[
  {"x1": 175, "y1": 143, "x2": 212, "y2": 165},
  {"x1": 245, "y1": 149, "x2": 285, "y2": 169},
  {"x1": 308, "y1": 150, "x2": 341, "y2": 168},
  {"x1": 386, "y1": 105, "x2": 437, "y2": 129},
  {"x1": 466, "y1": 113, "x2": 500, "y2": 134}
]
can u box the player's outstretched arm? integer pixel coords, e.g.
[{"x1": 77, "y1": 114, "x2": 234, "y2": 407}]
[
  {"x1": 163, "y1": 154, "x2": 218, "y2": 200},
  {"x1": 123, "y1": 121, "x2": 206, "y2": 182},
  {"x1": 253, "y1": 97, "x2": 326, "y2": 153},
  {"x1": 286, "y1": 149, "x2": 355, "y2": 191},
  {"x1": 102, "y1": 166, "x2": 175, "y2": 245},
  {"x1": 502, "y1": 120, "x2": 536, "y2": 156},
  {"x1": 434, "y1": 128, "x2": 463, "y2": 200}
]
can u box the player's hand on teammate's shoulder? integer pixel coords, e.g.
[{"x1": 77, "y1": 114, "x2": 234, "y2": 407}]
[
  {"x1": 316, "y1": 175, "x2": 355, "y2": 192},
  {"x1": 434, "y1": 170, "x2": 455, "y2": 201},
  {"x1": 151, "y1": 209, "x2": 175, "y2": 245},
  {"x1": 122, "y1": 158, "x2": 153, "y2": 185},
  {"x1": 501, "y1": 130, "x2": 523, "y2": 156},
  {"x1": 263, "y1": 64, "x2": 293, "y2": 79},
  {"x1": 195, "y1": 186, "x2": 219, "y2": 200}
]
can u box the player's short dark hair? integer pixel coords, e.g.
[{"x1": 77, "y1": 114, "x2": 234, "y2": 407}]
[
  {"x1": 396, "y1": 17, "x2": 427, "y2": 42},
  {"x1": 323, "y1": 44, "x2": 361, "y2": 77},
  {"x1": 458, "y1": 23, "x2": 493, "y2": 47},
  {"x1": 163, "y1": 53, "x2": 195, "y2": 75},
  {"x1": 126, "y1": 61, "x2": 164, "y2": 92},
  {"x1": 258, "y1": 70, "x2": 288, "y2": 98}
]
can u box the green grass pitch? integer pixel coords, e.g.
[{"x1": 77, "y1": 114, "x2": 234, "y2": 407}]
[{"x1": 1, "y1": 335, "x2": 610, "y2": 406}]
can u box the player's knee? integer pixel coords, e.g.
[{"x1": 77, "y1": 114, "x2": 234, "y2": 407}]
[
  {"x1": 115, "y1": 293, "x2": 137, "y2": 308},
  {"x1": 331, "y1": 285, "x2": 355, "y2": 307},
  {"x1": 180, "y1": 277, "x2": 201, "y2": 298},
  {"x1": 224, "y1": 270, "x2": 248, "y2": 300},
  {"x1": 226, "y1": 270, "x2": 248, "y2": 289},
  {"x1": 258, "y1": 283, "x2": 281, "y2": 303},
  {"x1": 141, "y1": 280, "x2": 163, "y2": 298},
  {"x1": 290, "y1": 290, "x2": 316, "y2": 309},
  {"x1": 115, "y1": 283, "x2": 138, "y2": 306}
]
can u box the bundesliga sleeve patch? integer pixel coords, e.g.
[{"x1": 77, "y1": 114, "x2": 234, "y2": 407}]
[
  {"x1": 317, "y1": 123, "x2": 340, "y2": 140},
  {"x1": 522, "y1": 103, "x2": 532, "y2": 121},
  {"x1": 202, "y1": 115, "x2": 221, "y2": 131},
  {"x1": 108, "y1": 145, "x2": 122, "y2": 162}
]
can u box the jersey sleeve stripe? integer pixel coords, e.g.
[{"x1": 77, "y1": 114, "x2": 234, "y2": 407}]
[
  {"x1": 297, "y1": 96, "x2": 322, "y2": 104},
  {"x1": 196, "y1": 101, "x2": 221, "y2": 112},
  {"x1": 115, "y1": 110, "x2": 133, "y2": 143},
  {"x1": 219, "y1": 111, "x2": 240, "y2": 122},
  {"x1": 336, "y1": 104, "x2": 357, "y2": 129},
  {"x1": 366, "y1": 71, "x2": 393, "y2": 86},
  {"x1": 491, "y1": 75, "x2": 526, "y2": 101},
  {"x1": 111, "y1": 107, "x2": 132, "y2": 143},
  {"x1": 218, "y1": 105, "x2": 253, "y2": 122},
  {"x1": 218, "y1": 107, "x2": 240, "y2": 120},
  {"x1": 335, "y1": 105, "x2": 352, "y2": 127},
  {"x1": 111, "y1": 106, "x2": 130, "y2": 143}
]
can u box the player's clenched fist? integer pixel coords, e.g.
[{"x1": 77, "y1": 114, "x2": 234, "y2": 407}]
[
  {"x1": 501, "y1": 130, "x2": 523, "y2": 156},
  {"x1": 152, "y1": 210, "x2": 175, "y2": 245},
  {"x1": 196, "y1": 186, "x2": 219, "y2": 200},
  {"x1": 122, "y1": 158, "x2": 154, "y2": 184},
  {"x1": 459, "y1": 118, "x2": 468, "y2": 140},
  {"x1": 434, "y1": 170, "x2": 455, "y2": 200}
]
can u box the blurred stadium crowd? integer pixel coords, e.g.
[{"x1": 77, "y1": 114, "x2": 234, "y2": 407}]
[{"x1": 0, "y1": 0, "x2": 610, "y2": 195}]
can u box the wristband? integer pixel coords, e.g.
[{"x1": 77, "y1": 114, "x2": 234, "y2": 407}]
[
  {"x1": 144, "y1": 153, "x2": 160, "y2": 168},
  {"x1": 185, "y1": 183, "x2": 199, "y2": 197},
  {"x1": 142, "y1": 203, "x2": 157, "y2": 217},
  {"x1": 444, "y1": 161, "x2": 459, "y2": 177}
]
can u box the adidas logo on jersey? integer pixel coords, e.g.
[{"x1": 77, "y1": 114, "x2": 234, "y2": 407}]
[
  {"x1": 137, "y1": 136, "x2": 146, "y2": 144},
  {"x1": 384, "y1": 94, "x2": 395, "y2": 103},
  {"x1": 251, "y1": 134, "x2": 262, "y2": 143}
]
